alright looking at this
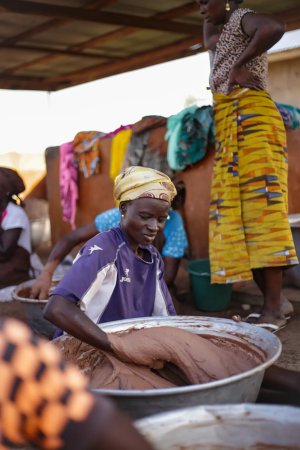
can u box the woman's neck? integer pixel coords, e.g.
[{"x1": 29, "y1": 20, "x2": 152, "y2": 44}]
[
  {"x1": 120, "y1": 223, "x2": 140, "y2": 256},
  {"x1": 224, "y1": 5, "x2": 239, "y2": 24}
]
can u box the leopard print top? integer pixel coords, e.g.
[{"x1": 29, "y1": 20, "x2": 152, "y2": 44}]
[{"x1": 210, "y1": 8, "x2": 268, "y2": 94}]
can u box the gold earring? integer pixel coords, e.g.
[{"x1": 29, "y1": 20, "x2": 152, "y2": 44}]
[{"x1": 225, "y1": 0, "x2": 230, "y2": 11}]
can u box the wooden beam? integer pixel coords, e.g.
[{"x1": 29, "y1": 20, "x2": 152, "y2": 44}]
[
  {"x1": 0, "y1": 0, "x2": 201, "y2": 35},
  {"x1": 71, "y1": 27, "x2": 140, "y2": 52},
  {"x1": 286, "y1": 22, "x2": 300, "y2": 31},
  {"x1": 0, "y1": 1, "x2": 201, "y2": 88},
  {"x1": 273, "y1": 7, "x2": 300, "y2": 31},
  {"x1": 0, "y1": 74, "x2": 47, "y2": 90},
  {"x1": 273, "y1": 7, "x2": 300, "y2": 22},
  {"x1": 72, "y1": 2, "x2": 199, "y2": 51},
  {"x1": 0, "y1": 0, "x2": 119, "y2": 76},
  {"x1": 5, "y1": 2, "x2": 201, "y2": 77},
  {"x1": 0, "y1": 43, "x2": 116, "y2": 60},
  {"x1": 2, "y1": 19, "x2": 69, "y2": 46},
  {"x1": 40, "y1": 35, "x2": 204, "y2": 90},
  {"x1": 150, "y1": 2, "x2": 198, "y2": 20},
  {"x1": 285, "y1": 17, "x2": 300, "y2": 32},
  {"x1": 0, "y1": 1, "x2": 118, "y2": 45}
]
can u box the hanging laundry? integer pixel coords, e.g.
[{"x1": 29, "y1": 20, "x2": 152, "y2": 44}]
[
  {"x1": 102, "y1": 124, "x2": 132, "y2": 139},
  {"x1": 124, "y1": 116, "x2": 173, "y2": 176},
  {"x1": 59, "y1": 142, "x2": 78, "y2": 230},
  {"x1": 144, "y1": 126, "x2": 173, "y2": 177},
  {"x1": 276, "y1": 102, "x2": 300, "y2": 129},
  {"x1": 125, "y1": 131, "x2": 150, "y2": 167},
  {"x1": 166, "y1": 105, "x2": 215, "y2": 171},
  {"x1": 73, "y1": 131, "x2": 104, "y2": 178},
  {"x1": 110, "y1": 128, "x2": 133, "y2": 180}
]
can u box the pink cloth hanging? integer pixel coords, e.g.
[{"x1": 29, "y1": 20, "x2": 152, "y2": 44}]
[
  {"x1": 59, "y1": 142, "x2": 78, "y2": 230},
  {"x1": 1, "y1": 208, "x2": 7, "y2": 224}
]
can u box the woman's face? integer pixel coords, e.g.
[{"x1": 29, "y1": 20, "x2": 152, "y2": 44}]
[
  {"x1": 197, "y1": 0, "x2": 227, "y2": 25},
  {"x1": 121, "y1": 197, "x2": 170, "y2": 250}
]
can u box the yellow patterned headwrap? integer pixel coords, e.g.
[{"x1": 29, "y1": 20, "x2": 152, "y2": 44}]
[{"x1": 114, "y1": 166, "x2": 177, "y2": 204}]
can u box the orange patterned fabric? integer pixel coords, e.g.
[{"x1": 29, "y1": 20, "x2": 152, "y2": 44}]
[
  {"x1": 73, "y1": 131, "x2": 103, "y2": 178},
  {"x1": 0, "y1": 319, "x2": 95, "y2": 449}
]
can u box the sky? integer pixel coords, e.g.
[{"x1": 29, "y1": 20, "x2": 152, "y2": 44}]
[
  {"x1": 0, "y1": 51, "x2": 212, "y2": 156},
  {"x1": 0, "y1": 28, "x2": 299, "y2": 158}
]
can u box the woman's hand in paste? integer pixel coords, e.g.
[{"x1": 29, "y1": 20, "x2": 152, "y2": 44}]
[{"x1": 30, "y1": 271, "x2": 52, "y2": 300}]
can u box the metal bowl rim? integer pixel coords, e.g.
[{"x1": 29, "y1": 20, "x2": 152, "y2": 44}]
[
  {"x1": 12, "y1": 279, "x2": 55, "y2": 304},
  {"x1": 135, "y1": 403, "x2": 300, "y2": 427},
  {"x1": 93, "y1": 315, "x2": 282, "y2": 397}
]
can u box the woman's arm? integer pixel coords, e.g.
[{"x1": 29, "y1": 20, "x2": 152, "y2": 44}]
[
  {"x1": 89, "y1": 395, "x2": 154, "y2": 450},
  {"x1": 44, "y1": 294, "x2": 112, "y2": 352},
  {"x1": 31, "y1": 222, "x2": 98, "y2": 299},
  {"x1": 238, "y1": 13, "x2": 285, "y2": 65},
  {"x1": 229, "y1": 13, "x2": 285, "y2": 89},
  {"x1": 0, "y1": 228, "x2": 22, "y2": 260},
  {"x1": 164, "y1": 256, "x2": 180, "y2": 287},
  {"x1": 203, "y1": 20, "x2": 221, "y2": 51}
]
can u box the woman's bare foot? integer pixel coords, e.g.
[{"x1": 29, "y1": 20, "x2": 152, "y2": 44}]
[
  {"x1": 242, "y1": 312, "x2": 287, "y2": 332},
  {"x1": 280, "y1": 295, "x2": 294, "y2": 317}
]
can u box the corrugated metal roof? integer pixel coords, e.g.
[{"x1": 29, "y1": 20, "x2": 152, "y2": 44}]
[{"x1": 0, "y1": 0, "x2": 299, "y2": 91}]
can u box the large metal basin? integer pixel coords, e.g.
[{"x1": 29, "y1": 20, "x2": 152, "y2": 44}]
[
  {"x1": 12, "y1": 279, "x2": 57, "y2": 339},
  {"x1": 94, "y1": 316, "x2": 282, "y2": 419},
  {"x1": 135, "y1": 404, "x2": 300, "y2": 449}
]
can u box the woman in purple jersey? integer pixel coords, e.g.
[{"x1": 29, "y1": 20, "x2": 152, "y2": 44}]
[
  {"x1": 44, "y1": 166, "x2": 300, "y2": 405},
  {"x1": 44, "y1": 166, "x2": 177, "y2": 352}
]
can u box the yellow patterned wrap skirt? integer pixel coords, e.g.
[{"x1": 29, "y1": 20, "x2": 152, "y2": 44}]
[{"x1": 210, "y1": 88, "x2": 298, "y2": 284}]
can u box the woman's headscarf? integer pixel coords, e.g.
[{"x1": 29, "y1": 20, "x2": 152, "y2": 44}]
[
  {"x1": 0, "y1": 167, "x2": 25, "y2": 199},
  {"x1": 114, "y1": 166, "x2": 177, "y2": 205}
]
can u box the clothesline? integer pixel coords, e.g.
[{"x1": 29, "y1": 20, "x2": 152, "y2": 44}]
[{"x1": 59, "y1": 101, "x2": 300, "y2": 229}]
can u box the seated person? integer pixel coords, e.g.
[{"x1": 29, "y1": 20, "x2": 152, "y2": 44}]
[
  {"x1": 44, "y1": 166, "x2": 177, "y2": 347},
  {"x1": 0, "y1": 317, "x2": 153, "y2": 450},
  {"x1": 44, "y1": 166, "x2": 300, "y2": 409},
  {"x1": 31, "y1": 178, "x2": 187, "y2": 300},
  {"x1": 0, "y1": 167, "x2": 32, "y2": 300}
]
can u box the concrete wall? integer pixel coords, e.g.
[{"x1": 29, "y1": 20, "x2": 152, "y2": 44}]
[{"x1": 268, "y1": 55, "x2": 300, "y2": 107}]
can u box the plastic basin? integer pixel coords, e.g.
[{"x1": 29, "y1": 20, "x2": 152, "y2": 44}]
[{"x1": 187, "y1": 259, "x2": 232, "y2": 311}]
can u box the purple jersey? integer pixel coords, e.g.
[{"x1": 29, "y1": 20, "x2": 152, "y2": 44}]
[{"x1": 52, "y1": 226, "x2": 176, "y2": 323}]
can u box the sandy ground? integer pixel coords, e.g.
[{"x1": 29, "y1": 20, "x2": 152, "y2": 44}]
[{"x1": 231, "y1": 281, "x2": 300, "y2": 372}]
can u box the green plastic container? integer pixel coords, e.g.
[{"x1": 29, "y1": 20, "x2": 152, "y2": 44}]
[{"x1": 186, "y1": 259, "x2": 232, "y2": 312}]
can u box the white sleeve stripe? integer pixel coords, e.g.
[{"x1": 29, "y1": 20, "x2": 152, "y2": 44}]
[
  {"x1": 152, "y1": 260, "x2": 169, "y2": 316},
  {"x1": 80, "y1": 263, "x2": 118, "y2": 323}
]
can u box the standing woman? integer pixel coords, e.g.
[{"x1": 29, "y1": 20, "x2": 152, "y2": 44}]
[
  {"x1": 0, "y1": 168, "x2": 32, "y2": 298},
  {"x1": 197, "y1": 0, "x2": 298, "y2": 329}
]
